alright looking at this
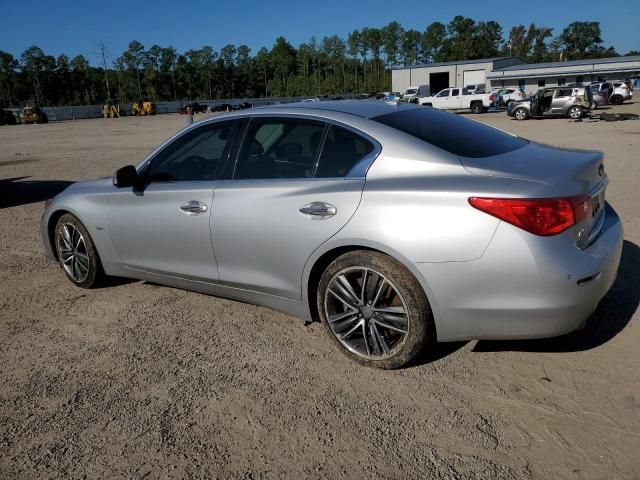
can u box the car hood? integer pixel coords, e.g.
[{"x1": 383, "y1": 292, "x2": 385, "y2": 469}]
[{"x1": 65, "y1": 177, "x2": 112, "y2": 191}]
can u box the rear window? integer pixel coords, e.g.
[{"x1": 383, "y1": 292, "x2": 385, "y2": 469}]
[{"x1": 372, "y1": 108, "x2": 528, "y2": 158}]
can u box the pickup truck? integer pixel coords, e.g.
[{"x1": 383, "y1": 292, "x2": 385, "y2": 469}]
[{"x1": 417, "y1": 87, "x2": 494, "y2": 114}]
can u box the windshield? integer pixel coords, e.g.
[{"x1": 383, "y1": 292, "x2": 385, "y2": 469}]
[
  {"x1": 373, "y1": 108, "x2": 528, "y2": 158},
  {"x1": 405, "y1": 89, "x2": 417, "y2": 95}
]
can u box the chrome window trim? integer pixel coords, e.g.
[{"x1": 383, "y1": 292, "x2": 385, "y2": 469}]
[{"x1": 138, "y1": 112, "x2": 382, "y2": 182}]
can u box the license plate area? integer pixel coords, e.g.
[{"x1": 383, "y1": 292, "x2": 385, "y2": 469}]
[{"x1": 591, "y1": 189, "x2": 605, "y2": 220}]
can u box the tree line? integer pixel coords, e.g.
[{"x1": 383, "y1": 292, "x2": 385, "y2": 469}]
[{"x1": 0, "y1": 17, "x2": 634, "y2": 107}]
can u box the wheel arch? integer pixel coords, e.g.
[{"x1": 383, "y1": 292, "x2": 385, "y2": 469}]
[
  {"x1": 302, "y1": 240, "x2": 440, "y2": 336},
  {"x1": 47, "y1": 209, "x2": 73, "y2": 260}
]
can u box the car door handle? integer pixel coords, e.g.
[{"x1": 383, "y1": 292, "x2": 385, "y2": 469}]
[
  {"x1": 180, "y1": 200, "x2": 208, "y2": 215},
  {"x1": 299, "y1": 202, "x2": 337, "y2": 219}
]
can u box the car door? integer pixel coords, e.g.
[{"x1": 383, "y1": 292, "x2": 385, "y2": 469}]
[
  {"x1": 108, "y1": 120, "x2": 238, "y2": 281},
  {"x1": 432, "y1": 89, "x2": 450, "y2": 109},
  {"x1": 551, "y1": 88, "x2": 573, "y2": 114},
  {"x1": 212, "y1": 116, "x2": 378, "y2": 300},
  {"x1": 450, "y1": 88, "x2": 462, "y2": 108}
]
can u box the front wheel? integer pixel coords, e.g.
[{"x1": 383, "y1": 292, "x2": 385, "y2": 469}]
[
  {"x1": 317, "y1": 250, "x2": 434, "y2": 369},
  {"x1": 55, "y1": 213, "x2": 104, "y2": 288},
  {"x1": 567, "y1": 106, "x2": 584, "y2": 119},
  {"x1": 513, "y1": 107, "x2": 529, "y2": 120}
]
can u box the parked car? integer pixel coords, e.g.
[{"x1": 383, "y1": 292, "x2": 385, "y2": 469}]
[
  {"x1": 210, "y1": 103, "x2": 233, "y2": 112},
  {"x1": 490, "y1": 87, "x2": 527, "y2": 107},
  {"x1": 0, "y1": 107, "x2": 17, "y2": 125},
  {"x1": 381, "y1": 94, "x2": 401, "y2": 105},
  {"x1": 401, "y1": 86, "x2": 420, "y2": 102},
  {"x1": 41, "y1": 101, "x2": 622, "y2": 369},
  {"x1": 588, "y1": 82, "x2": 611, "y2": 108},
  {"x1": 178, "y1": 102, "x2": 207, "y2": 114},
  {"x1": 609, "y1": 81, "x2": 632, "y2": 104},
  {"x1": 231, "y1": 102, "x2": 253, "y2": 111},
  {"x1": 508, "y1": 86, "x2": 592, "y2": 120},
  {"x1": 418, "y1": 87, "x2": 494, "y2": 114}
]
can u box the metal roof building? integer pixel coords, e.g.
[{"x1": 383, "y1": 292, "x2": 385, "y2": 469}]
[
  {"x1": 392, "y1": 55, "x2": 640, "y2": 95},
  {"x1": 391, "y1": 57, "x2": 525, "y2": 95},
  {"x1": 488, "y1": 55, "x2": 640, "y2": 94}
]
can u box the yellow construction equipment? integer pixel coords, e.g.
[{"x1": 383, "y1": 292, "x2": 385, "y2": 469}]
[
  {"x1": 20, "y1": 106, "x2": 48, "y2": 124},
  {"x1": 131, "y1": 98, "x2": 156, "y2": 116},
  {"x1": 102, "y1": 99, "x2": 124, "y2": 118}
]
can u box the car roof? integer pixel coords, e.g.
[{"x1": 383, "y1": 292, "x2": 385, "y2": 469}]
[{"x1": 252, "y1": 100, "x2": 418, "y2": 119}]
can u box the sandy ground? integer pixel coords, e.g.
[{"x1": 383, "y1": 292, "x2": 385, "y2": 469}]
[{"x1": 1, "y1": 103, "x2": 639, "y2": 479}]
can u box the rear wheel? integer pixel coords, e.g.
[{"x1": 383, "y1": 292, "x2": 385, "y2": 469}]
[
  {"x1": 470, "y1": 102, "x2": 483, "y2": 114},
  {"x1": 567, "y1": 106, "x2": 583, "y2": 119},
  {"x1": 55, "y1": 214, "x2": 104, "y2": 288},
  {"x1": 514, "y1": 107, "x2": 528, "y2": 120},
  {"x1": 317, "y1": 250, "x2": 434, "y2": 369},
  {"x1": 610, "y1": 94, "x2": 623, "y2": 105}
]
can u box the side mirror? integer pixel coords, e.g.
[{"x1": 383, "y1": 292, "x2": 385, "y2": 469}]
[{"x1": 113, "y1": 165, "x2": 140, "y2": 187}]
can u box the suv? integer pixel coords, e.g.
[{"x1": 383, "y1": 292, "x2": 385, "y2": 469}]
[
  {"x1": 609, "y1": 81, "x2": 632, "y2": 104},
  {"x1": 490, "y1": 87, "x2": 527, "y2": 107},
  {"x1": 508, "y1": 86, "x2": 592, "y2": 120}
]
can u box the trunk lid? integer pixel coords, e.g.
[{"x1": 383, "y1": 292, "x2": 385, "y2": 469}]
[{"x1": 460, "y1": 142, "x2": 607, "y2": 247}]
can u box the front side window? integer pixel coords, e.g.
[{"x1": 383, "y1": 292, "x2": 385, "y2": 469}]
[
  {"x1": 146, "y1": 121, "x2": 236, "y2": 182},
  {"x1": 234, "y1": 118, "x2": 324, "y2": 180},
  {"x1": 435, "y1": 90, "x2": 449, "y2": 98},
  {"x1": 315, "y1": 126, "x2": 375, "y2": 178}
]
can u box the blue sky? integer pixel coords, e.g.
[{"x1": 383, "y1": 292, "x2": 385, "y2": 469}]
[{"x1": 1, "y1": 0, "x2": 638, "y2": 63}]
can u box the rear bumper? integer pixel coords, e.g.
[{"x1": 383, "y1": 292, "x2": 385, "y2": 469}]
[{"x1": 417, "y1": 204, "x2": 623, "y2": 342}]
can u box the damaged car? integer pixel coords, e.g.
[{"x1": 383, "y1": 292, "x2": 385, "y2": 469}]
[{"x1": 508, "y1": 86, "x2": 592, "y2": 120}]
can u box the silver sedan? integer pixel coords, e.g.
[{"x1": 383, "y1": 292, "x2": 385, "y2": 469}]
[{"x1": 41, "y1": 101, "x2": 623, "y2": 369}]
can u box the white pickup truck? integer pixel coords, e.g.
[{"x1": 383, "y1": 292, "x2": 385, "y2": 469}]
[{"x1": 417, "y1": 87, "x2": 494, "y2": 114}]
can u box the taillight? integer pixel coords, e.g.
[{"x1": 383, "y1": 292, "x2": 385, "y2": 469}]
[
  {"x1": 489, "y1": 94, "x2": 495, "y2": 101},
  {"x1": 468, "y1": 196, "x2": 591, "y2": 236}
]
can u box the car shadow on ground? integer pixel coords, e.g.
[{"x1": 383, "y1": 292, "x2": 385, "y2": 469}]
[
  {"x1": 474, "y1": 240, "x2": 639, "y2": 353},
  {"x1": 1, "y1": 176, "x2": 73, "y2": 209}
]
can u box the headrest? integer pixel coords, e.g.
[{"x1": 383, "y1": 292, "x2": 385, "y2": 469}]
[{"x1": 248, "y1": 139, "x2": 264, "y2": 156}]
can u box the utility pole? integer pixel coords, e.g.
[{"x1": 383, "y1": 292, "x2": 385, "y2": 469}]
[{"x1": 95, "y1": 41, "x2": 112, "y2": 99}]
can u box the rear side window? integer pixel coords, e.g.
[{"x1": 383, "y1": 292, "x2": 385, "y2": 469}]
[
  {"x1": 373, "y1": 108, "x2": 528, "y2": 158},
  {"x1": 315, "y1": 126, "x2": 375, "y2": 178}
]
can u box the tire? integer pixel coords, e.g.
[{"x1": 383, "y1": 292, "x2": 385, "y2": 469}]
[
  {"x1": 610, "y1": 95, "x2": 623, "y2": 105},
  {"x1": 470, "y1": 102, "x2": 483, "y2": 114},
  {"x1": 567, "y1": 106, "x2": 583, "y2": 119},
  {"x1": 317, "y1": 250, "x2": 434, "y2": 369},
  {"x1": 513, "y1": 107, "x2": 528, "y2": 120},
  {"x1": 55, "y1": 213, "x2": 104, "y2": 288}
]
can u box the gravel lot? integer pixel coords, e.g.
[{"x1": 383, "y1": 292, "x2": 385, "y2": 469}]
[{"x1": 1, "y1": 104, "x2": 639, "y2": 479}]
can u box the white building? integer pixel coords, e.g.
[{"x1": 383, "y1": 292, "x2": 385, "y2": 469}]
[{"x1": 392, "y1": 55, "x2": 640, "y2": 95}]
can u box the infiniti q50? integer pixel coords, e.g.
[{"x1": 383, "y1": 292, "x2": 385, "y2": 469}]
[{"x1": 41, "y1": 102, "x2": 623, "y2": 368}]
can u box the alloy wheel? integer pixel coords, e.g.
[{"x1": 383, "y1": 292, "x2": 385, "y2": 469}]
[
  {"x1": 568, "y1": 107, "x2": 582, "y2": 119},
  {"x1": 57, "y1": 223, "x2": 90, "y2": 283},
  {"x1": 324, "y1": 267, "x2": 409, "y2": 359},
  {"x1": 515, "y1": 108, "x2": 527, "y2": 120}
]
